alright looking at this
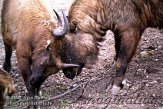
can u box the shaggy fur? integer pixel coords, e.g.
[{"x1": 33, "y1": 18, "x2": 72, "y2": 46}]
[
  {"x1": 64, "y1": 0, "x2": 163, "y2": 94},
  {"x1": 1, "y1": 0, "x2": 64, "y2": 96}
]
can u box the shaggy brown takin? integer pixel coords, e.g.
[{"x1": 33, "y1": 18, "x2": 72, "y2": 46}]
[
  {"x1": 1, "y1": 0, "x2": 78, "y2": 97},
  {"x1": 60, "y1": 0, "x2": 163, "y2": 95},
  {"x1": 0, "y1": 68, "x2": 15, "y2": 109}
]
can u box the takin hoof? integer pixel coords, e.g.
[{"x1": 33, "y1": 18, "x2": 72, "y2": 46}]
[
  {"x1": 110, "y1": 77, "x2": 125, "y2": 95},
  {"x1": 111, "y1": 85, "x2": 121, "y2": 95}
]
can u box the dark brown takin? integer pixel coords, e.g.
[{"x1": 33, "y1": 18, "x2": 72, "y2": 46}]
[{"x1": 61, "y1": 0, "x2": 163, "y2": 95}]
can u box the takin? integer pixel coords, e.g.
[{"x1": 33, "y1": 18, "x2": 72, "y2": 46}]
[
  {"x1": 59, "y1": 0, "x2": 163, "y2": 95},
  {"x1": 1, "y1": 0, "x2": 78, "y2": 96},
  {"x1": 0, "y1": 68, "x2": 15, "y2": 109}
]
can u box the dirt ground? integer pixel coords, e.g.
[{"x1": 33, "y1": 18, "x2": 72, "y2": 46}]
[{"x1": 0, "y1": 0, "x2": 163, "y2": 109}]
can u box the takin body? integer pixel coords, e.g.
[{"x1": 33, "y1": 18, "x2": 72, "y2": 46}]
[
  {"x1": 60, "y1": 0, "x2": 163, "y2": 95},
  {"x1": 1, "y1": 0, "x2": 78, "y2": 96},
  {"x1": 0, "y1": 68, "x2": 15, "y2": 109}
]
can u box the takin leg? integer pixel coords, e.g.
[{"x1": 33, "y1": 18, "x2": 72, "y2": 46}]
[
  {"x1": 16, "y1": 50, "x2": 41, "y2": 109},
  {"x1": 16, "y1": 45, "x2": 36, "y2": 97},
  {"x1": 16, "y1": 57, "x2": 36, "y2": 96},
  {"x1": 112, "y1": 32, "x2": 121, "y2": 66},
  {"x1": 3, "y1": 42, "x2": 12, "y2": 72},
  {"x1": 111, "y1": 29, "x2": 140, "y2": 95}
]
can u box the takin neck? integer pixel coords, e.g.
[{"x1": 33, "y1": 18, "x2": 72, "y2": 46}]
[{"x1": 68, "y1": 0, "x2": 109, "y2": 42}]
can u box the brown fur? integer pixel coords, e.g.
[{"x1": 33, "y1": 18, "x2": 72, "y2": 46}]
[
  {"x1": 1, "y1": 0, "x2": 64, "y2": 96},
  {"x1": 0, "y1": 68, "x2": 15, "y2": 109},
  {"x1": 64, "y1": 0, "x2": 163, "y2": 94}
]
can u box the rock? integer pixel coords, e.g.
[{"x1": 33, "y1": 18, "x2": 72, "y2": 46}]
[
  {"x1": 140, "y1": 50, "x2": 155, "y2": 58},
  {"x1": 140, "y1": 51, "x2": 149, "y2": 58}
]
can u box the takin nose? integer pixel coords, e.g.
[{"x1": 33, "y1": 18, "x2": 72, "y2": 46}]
[
  {"x1": 30, "y1": 77, "x2": 37, "y2": 87},
  {"x1": 30, "y1": 76, "x2": 45, "y2": 88},
  {"x1": 62, "y1": 67, "x2": 81, "y2": 80},
  {"x1": 63, "y1": 70, "x2": 76, "y2": 80}
]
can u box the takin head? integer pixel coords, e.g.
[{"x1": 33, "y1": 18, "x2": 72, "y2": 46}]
[
  {"x1": 60, "y1": 31, "x2": 99, "y2": 80},
  {"x1": 29, "y1": 10, "x2": 79, "y2": 88}
]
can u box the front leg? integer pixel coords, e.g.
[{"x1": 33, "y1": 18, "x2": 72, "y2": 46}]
[
  {"x1": 16, "y1": 44, "x2": 36, "y2": 97},
  {"x1": 111, "y1": 29, "x2": 141, "y2": 95},
  {"x1": 17, "y1": 57, "x2": 36, "y2": 96},
  {"x1": 3, "y1": 42, "x2": 12, "y2": 72},
  {"x1": 111, "y1": 33, "x2": 121, "y2": 68},
  {"x1": 16, "y1": 54, "x2": 42, "y2": 109}
]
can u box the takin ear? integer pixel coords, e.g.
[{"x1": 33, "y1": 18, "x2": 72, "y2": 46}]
[
  {"x1": 70, "y1": 21, "x2": 78, "y2": 33},
  {"x1": 45, "y1": 40, "x2": 51, "y2": 51}
]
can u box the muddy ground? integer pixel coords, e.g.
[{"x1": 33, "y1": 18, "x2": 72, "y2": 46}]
[{"x1": 0, "y1": 0, "x2": 163, "y2": 109}]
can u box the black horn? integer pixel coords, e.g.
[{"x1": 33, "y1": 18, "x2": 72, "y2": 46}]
[
  {"x1": 53, "y1": 9, "x2": 62, "y2": 27},
  {"x1": 53, "y1": 9, "x2": 69, "y2": 37}
]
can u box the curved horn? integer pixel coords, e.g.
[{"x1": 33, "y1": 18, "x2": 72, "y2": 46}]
[
  {"x1": 53, "y1": 9, "x2": 62, "y2": 27},
  {"x1": 53, "y1": 9, "x2": 69, "y2": 38}
]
